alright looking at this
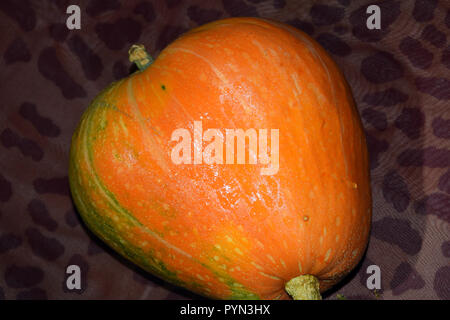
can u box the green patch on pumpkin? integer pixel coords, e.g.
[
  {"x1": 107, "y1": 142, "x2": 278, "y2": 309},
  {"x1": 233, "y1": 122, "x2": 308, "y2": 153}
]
[{"x1": 69, "y1": 98, "x2": 261, "y2": 300}]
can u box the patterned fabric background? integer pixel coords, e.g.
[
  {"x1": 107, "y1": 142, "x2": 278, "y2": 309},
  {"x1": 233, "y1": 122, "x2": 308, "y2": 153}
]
[{"x1": 0, "y1": 0, "x2": 449, "y2": 300}]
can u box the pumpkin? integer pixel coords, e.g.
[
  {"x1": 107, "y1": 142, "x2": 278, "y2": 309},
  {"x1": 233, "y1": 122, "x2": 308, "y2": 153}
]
[{"x1": 69, "y1": 17, "x2": 371, "y2": 300}]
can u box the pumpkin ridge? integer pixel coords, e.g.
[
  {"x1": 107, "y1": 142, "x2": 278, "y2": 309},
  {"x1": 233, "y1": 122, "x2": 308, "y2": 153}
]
[
  {"x1": 71, "y1": 102, "x2": 192, "y2": 290},
  {"x1": 162, "y1": 45, "x2": 260, "y2": 214},
  {"x1": 75, "y1": 85, "x2": 262, "y2": 299},
  {"x1": 83, "y1": 102, "x2": 195, "y2": 260},
  {"x1": 127, "y1": 76, "x2": 170, "y2": 172}
]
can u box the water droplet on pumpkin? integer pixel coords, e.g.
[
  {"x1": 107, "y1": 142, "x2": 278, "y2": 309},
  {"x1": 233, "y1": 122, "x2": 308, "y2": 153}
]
[{"x1": 346, "y1": 180, "x2": 358, "y2": 189}]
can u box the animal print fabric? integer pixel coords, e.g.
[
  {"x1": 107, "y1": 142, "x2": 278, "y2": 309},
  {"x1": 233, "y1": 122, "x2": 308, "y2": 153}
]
[{"x1": 0, "y1": 0, "x2": 449, "y2": 300}]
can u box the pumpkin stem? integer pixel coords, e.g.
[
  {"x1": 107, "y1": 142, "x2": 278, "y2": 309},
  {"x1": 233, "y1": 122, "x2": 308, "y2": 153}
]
[
  {"x1": 128, "y1": 44, "x2": 153, "y2": 71},
  {"x1": 285, "y1": 275, "x2": 322, "y2": 300}
]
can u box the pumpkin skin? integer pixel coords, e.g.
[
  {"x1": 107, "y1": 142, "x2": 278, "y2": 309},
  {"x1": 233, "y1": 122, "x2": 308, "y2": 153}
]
[{"x1": 69, "y1": 17, "x2": 371, "y2": 300}]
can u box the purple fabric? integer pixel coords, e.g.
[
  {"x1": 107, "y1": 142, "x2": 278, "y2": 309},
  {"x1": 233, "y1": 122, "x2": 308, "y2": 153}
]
[{"x1": 0, "y1": 0, "x2": 449, "y2": 299}]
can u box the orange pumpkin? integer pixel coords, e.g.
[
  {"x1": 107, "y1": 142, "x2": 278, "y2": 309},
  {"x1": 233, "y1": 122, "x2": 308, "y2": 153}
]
[{"x1": 69, "y1": 17, "x2": 371, "y2": 300}]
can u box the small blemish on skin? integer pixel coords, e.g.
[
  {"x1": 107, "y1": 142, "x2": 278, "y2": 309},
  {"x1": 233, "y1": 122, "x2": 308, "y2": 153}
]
[
  {"x1": 252, "y1": 262, "x2": 263, "y2": 270},
  {"x1": 161, "y1": 84, "x2": 166, "y2": 90},
  {"x1": 336, "y1": 217, "x2": 341, "y2": 226},
  {"x1": 303, "y1": 215, "x2": 309, "y2": 222},
  {"x1": 196, "y1": 274, "x2": 204, "y2": 280},
  {"x1": 324, "y1": 249, "x2": 332, "y2": 262}
]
